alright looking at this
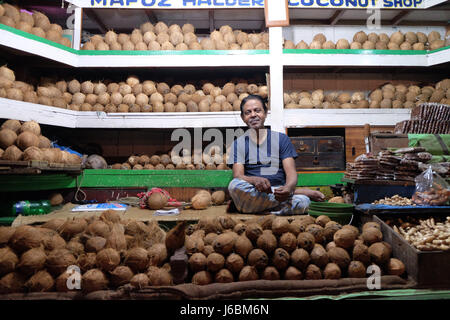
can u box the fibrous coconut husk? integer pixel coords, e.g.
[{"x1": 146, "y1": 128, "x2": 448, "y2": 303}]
[
  {"x1": 147, "y1": 266, "x2": 172, "y2": 286},
  {"x1": 100, "y1": 209, "x2": 122, "y2": 224},
  {"x1": 0, "y1": 128, "x2": 17, "y2": 149},
  {"x1": 66, "y1": 240, "x2": 84, "y2": 257},
  {"x1": 110, "y1": 265, "x2": 134, "y2": 287},
  {"x1": 16, "y1": 247, "x2": 46, "y2": 276},
  {"x1": 125, "y1": 247, "x2": 149, "y2": 272},
  {"x1": 106, "y1": 223, "x2": 127, "y2": 252},
  {"x1": 147, "y1": 243, "x2": 167, "y2": 267},
  {"x1": 130, "y1": 273, "x2": 149, "y2": 289},
  {"x1": 46, "y1": 248, "x2": 77, "y2": 276},
  {"x1": 25, "y1": 270, "x2": 54, "y2": 292},
  {"x1": 59, "y1": 218, "x2": 87, "y2": 240},
  {"x1": 0, "y1": 247, "x2": 19, "y2": 275},
  {"x1": 77, "y1": 253, "x2": 97, "y2": 273},
  {"x1": 16, "y1": 131, "x2": 39, "y2": 150},
  {"x1": 1, "y1": 119, "x2": 21, "y2": 133},
  {"x1": 9, "y1": 225, "x2": 42, "y2": 253},
  {"x1": 238, "y1": 265, "x2": 259, "y2": 281},
  {"x1": 85, "y1": 236, "x2": 107, "y2": 253},
  {"x1": 0, "y1": 227, "x2": 16, "y2": 246},
  {"x1": 42, "y1": 232, "x2": 66, "y2": 251},
  {"x1": 0, "y1": 272, "x2": 26, "y2": 293},
  {"x1": 96, "y1": 248, "x2": 120, "y2": 272}
]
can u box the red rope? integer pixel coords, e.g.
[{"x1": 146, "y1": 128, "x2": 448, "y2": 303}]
[{"x1": 137, "y1": 188, "x2": 182, "y2": 209}]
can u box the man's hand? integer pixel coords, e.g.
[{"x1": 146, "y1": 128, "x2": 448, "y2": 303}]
[
  {"x1": 274, "y1": 185, "x2": 293, "y2": 202},
  {"x1": 251, "y1": 177, "x2": 272, "y2": 193},
  {"x1": 308, "y1": 190, "x2": 326, "y2": 202}
]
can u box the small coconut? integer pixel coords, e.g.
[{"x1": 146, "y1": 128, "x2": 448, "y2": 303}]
[
  {"x1": 297, "y1": 232, "x2": 315, "y2": 252},
  {"x1": 9, "y1": 225, "x2": 43, "y2": 253},
  {"x1": 387, "y1": 258, "x2": 405, "y2": 276},
  {"x1": 428, "y1": 31, "x2": 441, "y2": 43},
  {"x1": 214, "y1": 268, "x2": 234, "y2": 283},
  {"x1": 1, "y1": 119, "x2": 21, "y2": 133},
  {"x1": 234, "y1": 234, "x2": 253, "y2": 258},
  {"x1": 415, "y1": 32, "x2": 427, "y2": 43},
  {"x1": 206, "y1": 252, "x2": 225, "y2": 273},
  {"x1": 0, "y1": 247, "x2": 19, "y2": 275},
  {"x1": 0, "y1": 272, "x2": 26, "y2": 293},
  {"x1": 225, "y1": 253, "x2": 244, "y2": 275},
  {"x1": 368, "y1": 242, "x2": 390, "y2": 265},
  {"x1": 45, "y1": 248, "x2": 76, "y2": 276},
  {"x1": 147, "y1": 243, "x2": 167, "y2": 267},
  {"x1": 96, "y1": 248, "x2": 120, "y2": 272},
  {"x1": 22, "y1": 146, "x2": 43, "y2": 161},
  {"x1": 347, "y1": 260, "x2": 366, "y2": 278},
  {"x1": 238, "y1": 265, "x2": 259, "y2": 281},
  {"x1": 189, "y1": 252, "x2": 207, "y2": 273},
  {"x1": 0, "y1": 129, "x2": 17, "y2": 149},
  {"x1": 305, "y1": 264, "x2": 322, "y2": 280},
  {"x1": 353, "y1": 31, "x2": 368, "y2": 43},
  {"x1": 323, "y1": 263, "x2": 341, "y2": 279},
  {"x1": 2, "y1": 145, "x2": 22, "y2": 160},
  {"x1": 256, "y1": 231, "x2": 277, "y2": 254},
  {"x1": 82, "y1": 269, "x2": 108, "y2": 293},
  {"x1": 400, "y1": 41, "x2": 412, "y2": 50},
  {"x1": 322, "y1": 40, "x2": 335, "y2": 49},
  {"x1": 289, "y1": 248, "x2": 309, "y2": 271},
  {"x1": 130, "y1": 273, "x2": 149, "y2": 288},
  {"x1": 147, "y1": 192, "x2": 168, "y2": 210},
  {"x1": 333, "y1": 228, "x2": 356, "y2": 249},
  {"x1": 309, "y1": 40, "x2": 322, "y2": 49},
  {"x1": 0, "y1": 227, "x2": 16, "y2": 246},
  {"x1": 191, "y1": 270, "x2": 212, "y2": 285},
  {"x1": 430, "y1": 40, "x2": 445, "y2": 50},
  {"x1": 362, "y1": 228, "x2": 383, "y2": 246},
  {"x1": 59, "y1": 218, "x2": 88, "y2": 240},
  {"x1": 310, "y1": 244, "x2": 329, "y2": 268},
  {"x1": 279, "y1": 232, "x2": 297, "y2": 253},
  {"x1": 312, "y1": 33, "x2": 326, "y2": 44},
  {"x1": 262, "y1": 266, "x2": 280, "y2": 280},
  {"x1": 3, "y1": 4, "x2": 20, "y2": 23},
  {"x1": 350, "y1": 42, "x2": 362, "y2": 49},
  {"x1": 362, "y1": 41, "x2": 375, "y2": 50}
]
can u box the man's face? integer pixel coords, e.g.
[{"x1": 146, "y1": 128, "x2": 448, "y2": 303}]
[{"x1": 241, "y1": 99, "x2": 267, "y2": 130}]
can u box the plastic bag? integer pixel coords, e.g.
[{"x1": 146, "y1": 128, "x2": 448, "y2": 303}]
[{"x1": 412, "y1": 166, "x2": 450, "y2": 206}]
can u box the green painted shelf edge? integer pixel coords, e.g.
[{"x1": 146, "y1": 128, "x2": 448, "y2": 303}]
[
  {"x1": 0, "y1": 24, "x2": 268, "y2": 56},
  {"x1": 0, "y1": 170, "x2": 345, "y2": 191},
  {"x1": 2, "y1": 24, "x2": 448, "y2": 57}
]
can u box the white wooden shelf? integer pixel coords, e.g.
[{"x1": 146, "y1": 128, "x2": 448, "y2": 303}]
[
  {"x1": 0, "y1": 97, "x2": 413, "y2": 129},
  {"x1": 284, "y1": 109, "x2": 411, "y2": 127},
  {"x1": 0, "y1": 98, "x2": 253, "y2": 128}
]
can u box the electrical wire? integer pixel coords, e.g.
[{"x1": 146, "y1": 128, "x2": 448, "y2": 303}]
[{"x1": 74, "y1": 170, "x2": 87, "y2": 202}]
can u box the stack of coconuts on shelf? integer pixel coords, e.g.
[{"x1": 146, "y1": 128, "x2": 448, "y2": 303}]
[
  {"x1": 284, "y1": 78, "x2": 450, "y2": 109},
  {"x1": 0, "y1": 119, "x2": 81, "y2": 165},
  {"x1": 284, "y1": 30, "x2": 446, "y2": 51},
  {"x1": 0, "y1": 65, "x2": 268, "y2": 113},
  {"x1": 0, "y1": 3, "x2": 71, "y2": 47},
  {"x1": 82, "y1": 22, "x2": 269, "y2": 51},
  {"x1": 0, "y1": 213, "x2": 406, "y2": 293},
  {"x1": 111, "y1": 146, "x2": 230, "y2": 170}
]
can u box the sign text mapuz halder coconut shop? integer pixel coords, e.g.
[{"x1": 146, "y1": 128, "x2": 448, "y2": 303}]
[{"x1": 69, "y1": 0, "x2": 429, "y2": 9}]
